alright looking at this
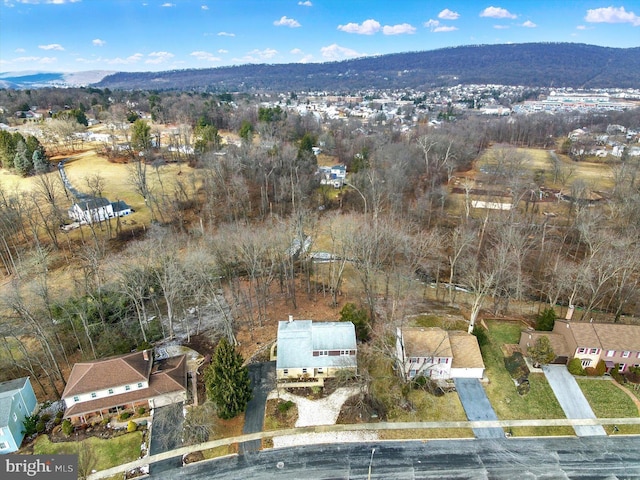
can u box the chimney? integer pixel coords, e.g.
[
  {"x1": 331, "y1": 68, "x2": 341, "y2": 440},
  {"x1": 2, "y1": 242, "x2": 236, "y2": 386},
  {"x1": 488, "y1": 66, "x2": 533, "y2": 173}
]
[
  {"x1": 288, "y1": 315, "x2": 293, "y2": 323},
  {"x1": 143, "y1": 349, "x2": 149, "y2": 361}
]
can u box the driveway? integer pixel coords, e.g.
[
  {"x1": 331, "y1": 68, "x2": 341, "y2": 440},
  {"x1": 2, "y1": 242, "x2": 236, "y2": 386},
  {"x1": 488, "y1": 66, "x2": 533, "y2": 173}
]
[
  {"x1": 454, "y1": 378, "x2": 505, "y2": 439},
  {"x1": 239, "y1": 361, "x2": 275, "y2": 454},
  {"x1": 542, "y1": 365, "x2": 606, "y2": 437},
  {"x1": 149, "y1": 403, "x2": 185, "y2": 473}
]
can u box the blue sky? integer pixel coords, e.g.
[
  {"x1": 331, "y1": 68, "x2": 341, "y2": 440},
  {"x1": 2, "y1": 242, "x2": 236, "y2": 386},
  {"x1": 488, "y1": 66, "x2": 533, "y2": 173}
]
[{"x1": 1, "y1": 0, "x2": 639, "y2": 73}]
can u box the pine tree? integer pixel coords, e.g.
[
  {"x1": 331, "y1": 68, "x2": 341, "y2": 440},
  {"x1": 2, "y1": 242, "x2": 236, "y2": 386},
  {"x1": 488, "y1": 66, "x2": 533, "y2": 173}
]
[
  {"x1": 32, "y1": 147, "x2": 49, "y2": 174},
  {"x1": 14, "y1": 139, "x2": 32, "y2": 176},
  {"x1": 204, "y1": 337, "x2": 252, "y2": 419}
]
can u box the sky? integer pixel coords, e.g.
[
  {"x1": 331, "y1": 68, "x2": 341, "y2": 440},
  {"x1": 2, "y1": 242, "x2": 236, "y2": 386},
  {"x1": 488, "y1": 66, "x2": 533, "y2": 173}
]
[{"x1": 1, "y1": 0, "x2": 639, "y2": 73}]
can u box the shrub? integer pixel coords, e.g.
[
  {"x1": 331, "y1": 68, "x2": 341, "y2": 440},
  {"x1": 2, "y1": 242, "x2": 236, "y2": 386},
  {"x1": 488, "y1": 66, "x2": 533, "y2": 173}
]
[
  {"x1": 55, "y1": 411, "x2": 64, "y2": 419},
  {"x1": 611, "y1": 364, "x2": 625, "y2": 384},
  {"x1": 127, "y1": 420, "x2": 137, "y2": 433},
  {"x1": 472, "y1": 326, "x2": 489, "y2": 347},
  {"x1": 101, "y1": 417, "x2": 111, "y2": 426},
  {"x1": 568, "y1": 358, "x2": 585, "y2": 376},
  {"x1": 36, "y1": 421, "x2": 46, "y2": 433},
  {"x1": 584, "y1": 367, "x2": 598, "y2": 376},
  {"x1": 61, "y1": 419, "x2": 74, "y2": 437},
  {"x1": 339, "y1": 303, "x2": 371, "y2": 342},
  {"x1": 22, "y1": 414, "x2": 39, "y2": 436},
  {"x1": 595, "y1": 360, "x2": 607, "y2": 376},
  {"x1": 535, "y1": 307, "x2": 557, "y2": 331},
  {"x1": 516, "y1": 379, "x2": 530, "y2": 396},
  {"x1": 119, "y1": 412, "x2": 132, "y2": 420},
  {"x1": 137, "y1": 407, "x2": 146, "y2": 416},
  {"x1": 40, "y1": 413, "x2": 51, "y2": 422},
  {"x1": 277, "y1": 400, "x2": 295, "y2": 414}
]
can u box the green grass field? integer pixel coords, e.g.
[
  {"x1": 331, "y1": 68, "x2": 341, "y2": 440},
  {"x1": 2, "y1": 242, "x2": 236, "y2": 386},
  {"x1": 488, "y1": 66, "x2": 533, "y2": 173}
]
[
  {"x1": 576, "y1": 378, "x2": 640, "y2": 435},
  {"x1": 33, "y1": 431, "x2": 143, "y2": 472}
]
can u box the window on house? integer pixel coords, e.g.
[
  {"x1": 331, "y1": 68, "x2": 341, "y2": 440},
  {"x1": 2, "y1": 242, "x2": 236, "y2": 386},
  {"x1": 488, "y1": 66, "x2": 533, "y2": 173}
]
[
  {"x1": 108, "y1": 389, "x2": 114, "y2": 394},
  {"x1": 622, "y1": 351, "x2": 630, "y2": 358},
  {"x1": 125, "y1": 385, "x2": 131, "y2": 391},
  {"x1": 13, "y1": 412, "x2": 17, "y2": 422},
  {"x1": 637, "y1": 352, "x2": 640, "y2": 359},
  {"x1": 606, "y1": 350, "x2": 615, "y2": 357},
  {"x1": 318, "y1": 350, "x2": 328, "y2": 356},
  {"x1": 589, "y1": 348, "x2": 599, "y2": 354},
  {"x1": 581, "y1": 359, "x2": 591, "y2": 368},
  {"x1": 409, "y1": 369, "x2": 417, "y2": 378},
  {"x1": 137, "y1": 383, "x2": 143, "y2": 388},
  {"x1": 302, "y1": 368, "x2": 308, "y2": 374},
  {"x1": 577, "y1": 347, "x2": 586, "y2": 354},
  {"x1": 73, "y1": 396, "x2": 79, "y2": 402},
  {"x1": 619, "y1": 364, "x2": 626, "y2": 372},
  {"x1": 283, "y1": 369, "x2": 289, "y2": 376},
  {"x1": 410, "y1": 358, "x2": 418, "y2": 363},
  {"x1": 91, "y1": 392, "x2": 97, "y2": 398},
  {"x1": 317, "y1": 368, "x2": 323, "y2": 374},
  {"x1": 340, "y1": 350, "x2": 349, "y2": 356},
  {"x1": 0, "y1": 442, "x2": 7, "y2": 450}
]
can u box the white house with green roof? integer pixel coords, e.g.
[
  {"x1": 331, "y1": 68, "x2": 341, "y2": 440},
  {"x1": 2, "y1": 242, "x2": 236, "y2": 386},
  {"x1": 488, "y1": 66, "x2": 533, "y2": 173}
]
[{"x1": 273, "y1": 318, "x2": 357, "y2": 387}]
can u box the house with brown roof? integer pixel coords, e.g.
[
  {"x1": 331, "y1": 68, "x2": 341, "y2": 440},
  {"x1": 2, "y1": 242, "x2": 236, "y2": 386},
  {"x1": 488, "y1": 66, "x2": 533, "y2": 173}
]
[
  {"x1": 519, "y1": 320, "x2": 640, "y2": 372},
  {"x1": 396, "y1": 327, "x2": 485, "y2": 380},
  {"x1": 62, "y1": 350, "x2": 187, "y2": 424}
]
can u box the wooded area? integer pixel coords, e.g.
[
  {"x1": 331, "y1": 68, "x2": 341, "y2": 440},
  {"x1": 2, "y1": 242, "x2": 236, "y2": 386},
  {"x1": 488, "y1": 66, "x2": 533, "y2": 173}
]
[{"x1": 0, "y1": 85, "x2": 639, "y2": 403}]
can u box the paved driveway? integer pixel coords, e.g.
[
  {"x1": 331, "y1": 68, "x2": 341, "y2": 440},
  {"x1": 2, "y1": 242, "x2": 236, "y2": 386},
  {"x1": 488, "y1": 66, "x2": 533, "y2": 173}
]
[
  {"x1": 542, "y1": 365, "x2": 606, "y2": 437},
  {"x1": 454, "y1": 378, "x2": 504, "y2": 439},
  {"x1": 240, "y1": 361, "x2": 276, "y2": 454},
  {"x1": 150, "y1": 403, "x2": 185, "y2": 474}
]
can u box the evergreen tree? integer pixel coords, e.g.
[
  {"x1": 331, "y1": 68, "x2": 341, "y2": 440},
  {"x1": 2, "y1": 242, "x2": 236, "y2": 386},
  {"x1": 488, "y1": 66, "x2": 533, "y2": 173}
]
[
  {"x1": 339, "y1": 302, "x2": 370, "y2": 342},
  {"x1": 33, "y1": 147, "x2": 49, "y2": 174},
  {"x1": 535, "y1": 307, "x2": 557, "y2": 331},
  {"x1": 131, "y1": 119, "x2": 152, "y2": 151},
  {"x1": 204, "y1": 337, "x2": 252, "y2": 419},
  {"x1": 14, "y1": 139, "x2": 32, "y2": 176},
  {"x1": 0, "y1": 130, "x2": 17, "y2": 169}
]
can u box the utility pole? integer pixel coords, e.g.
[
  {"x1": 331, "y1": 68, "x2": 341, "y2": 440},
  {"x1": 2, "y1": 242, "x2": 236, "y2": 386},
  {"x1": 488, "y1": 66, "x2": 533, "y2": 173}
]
[{"x1": 367, "y1": 448, "x2": 376, "y2": 480}]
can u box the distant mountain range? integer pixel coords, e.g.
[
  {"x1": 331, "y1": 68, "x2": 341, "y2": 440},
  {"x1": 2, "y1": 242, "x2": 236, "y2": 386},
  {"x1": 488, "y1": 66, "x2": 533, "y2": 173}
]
[
  {"x1": 0, "y1": 70, "x2": 114, "y2": 89},
  {"x1": 3, "y1": 44, "x2": 639, "y2": 92}
]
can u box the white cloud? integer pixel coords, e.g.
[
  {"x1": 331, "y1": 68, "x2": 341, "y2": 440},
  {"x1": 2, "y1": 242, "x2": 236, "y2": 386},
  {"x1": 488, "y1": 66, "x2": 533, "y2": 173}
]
[
  {"x1": 585, "y1": 6, "x2": 640, "y2": 26},
  {"x1": 298, "y1": 1, "x2": 312, "y2": 6},
  {"x1": 218, "y1": 31, "x2": 235, "y2": 37},
  {"x1": 38, "y1": 56, "x2": 57, "y2": 63},
  {"x1": 438, "y1": 8, "x2": 460, "y2": 20},
  {"x1": 10, "y1": 0, "x2": 81, "y2": 4},
  {"x1": 201, "y1": 5, "x2": 208, "y2": 10},
  {"x1": 320, "y1": 43, "x2": 364, "y2": 60},
  {"x1": 15, "y1": 48, "x2": 26, "y2": 53},
  {"x1": 290, "y1": 48, "x2": 303, "y2": 55},
  {"x1": 161, "y1": 2, "x2": 175, "y2": 7},
  {"x1": 14, "y1": 56, "x2": 41, "y2": 62},
  {"x1": 218, "y1": 49, "x2": 228, "y2": 54},
  {"x1": 337, "y1": 19, "x2": 381, "y2": 35},
  {"x1": 235, "y1": 48, "x2": 279, "y2": 62},
  {"x1": 576, "y1": 25, "x2": 587, "y2": 30},
  {"x1": 382, "y1": 23, "x2": 416, "y2": 35},
  {"x1": 92, "y1": 38, "x2": 106, "y2": 46},
  {"x1": 39, "y1": 43, "x2": 64, "y2": 51},
  {"x1": 274, "y1": 16, "x2": 301, "y2": 28},
  {"x1": 480, "y1": 6, "x2": 517, "y2": 19},
  {"x1": 190, "y1": 51, "x2": 220, "y2": 62},
  {"x1": 493, "y1": 24, "x2": 510, "y2": 29},
  {"x1": 521, "y1": 20, "x2": 536, "y2": 28},
  {"x1": 146, "y1": 51, "x2": 174, "y2": 64},
  {"x1": 105, "y1": 53, "x2": 143, "y2": 65},
  {"x1": 424, "y1": 19, "x2": 457, "y2": 32}
]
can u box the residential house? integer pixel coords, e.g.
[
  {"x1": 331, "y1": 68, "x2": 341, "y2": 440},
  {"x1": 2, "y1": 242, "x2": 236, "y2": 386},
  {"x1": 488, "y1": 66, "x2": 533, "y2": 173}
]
[
  {"x1": 68, "y1": 197, "x2": 132, "y2": 224},
  {"x1": 519, "y1": 320, "x2": 640, "y2": 372},
  {"x1": 62, "y1": 350, "x2": 187, "y2": 424},
  {"x1": 318, "y1": 164, "x2": 347, "y2": 188},
  {"x1": 0, "y1": 377, "x2": 38, "y2": 454},
  {"x1": 396, "y1": 327, "x2": 485, "y2": 380},
  {"x1": 273, "y1": 318, "x2": 357, "y2": 387}
]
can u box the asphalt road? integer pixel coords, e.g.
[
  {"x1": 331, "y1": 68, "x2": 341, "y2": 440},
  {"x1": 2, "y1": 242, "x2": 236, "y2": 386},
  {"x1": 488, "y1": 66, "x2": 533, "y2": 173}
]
[
  {"x1": 454, "y1": 378, "x2": 504, "y2": 439},
  {"x1": 239, "y1": 361, "x2": 275, "y2": 454},
  {"x1": 543, "y1": 365, "x2": 607, "y2": 437},
  {"x1": 157, "y1": 436, "x2": 640, "y2": 479}
]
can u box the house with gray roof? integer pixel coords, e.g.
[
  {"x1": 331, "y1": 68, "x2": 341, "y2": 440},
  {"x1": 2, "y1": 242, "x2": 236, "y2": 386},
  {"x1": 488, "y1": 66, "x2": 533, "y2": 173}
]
[
  {"x1": 273, "y1": 318, "x2": 357, "y2": 387},
  {"x1": 68, "y1": 196, "x2": 132, "y2": 224},
  {"x1": 0, "y1": 377, "x2": 37, "y2": 453}
]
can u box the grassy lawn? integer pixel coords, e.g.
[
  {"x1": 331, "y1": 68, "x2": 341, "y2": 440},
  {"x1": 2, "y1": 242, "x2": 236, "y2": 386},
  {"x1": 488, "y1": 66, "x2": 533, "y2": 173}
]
[
  {"x1": 482, "y1": 321, "x2": 573, "y2": 436},
  {"x1": 34, "y1": 432, "x2": 142, "y2": 472},
  {"x1": 576, "y1": 378, "x2": 640, "y2": 435}
]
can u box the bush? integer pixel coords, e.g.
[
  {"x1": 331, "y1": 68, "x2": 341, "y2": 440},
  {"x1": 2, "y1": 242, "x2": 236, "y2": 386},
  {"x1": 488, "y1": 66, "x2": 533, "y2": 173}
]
[
  {"x1": 61, "y1": 419, "x2": 74, "y2": 437},
  {"x1": 137, "y1": 407, "x2": 146, "y2": 416},
  {"x1": 101, "y1": 417, "x2": 111, "y2": 426},
  {"x1": 339, "y1": 303, "x2": 371, "y2": 342},
  {"x1": 472, "y1": 326, "x2": 489, "y2": 347},
  {"x1": 535, "y1": 307, "x2": 557, "y2": 331},
  {"x1": 568, "y1": 358, "x2": 585, "y2": 376},
  {"x1": 55, "y1": 411, "x2": 64, "y2": 419},
  {"x1": 119, "y1": 412, "x2": 132, "y2": 420},
  {"x1": 516, "y1": 379, "x2": 530, "y2": 396},
  {"x1": 127, "y1": 420, "x2": 137, "y2": 433},
  {"x1": 277, "y1": 400, "x2": 295, "y2": 414},
  {"x1": 595, "y1": 360, "x2": 607, "y2": 376},
  {"x1": 36, "y1": 421, "x2": 46, "y2": 433},
  {"x1": 584, "y1": 367, "x2": 598, "y2": 376},
  {"x1": 504, "y1": 352, "x2": 529, "y2": 380},
  {"x1": 40, "y1": 413, "x2": 51, "y2": 422},
  {"x1": 611, "y1": 364, "x2": 625, "y2": 384},
  {"x1": 22, "y1": 414, "x2": 39, "y2": 436}
]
